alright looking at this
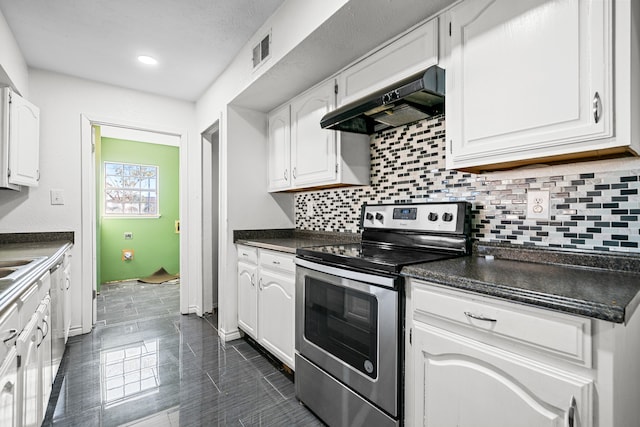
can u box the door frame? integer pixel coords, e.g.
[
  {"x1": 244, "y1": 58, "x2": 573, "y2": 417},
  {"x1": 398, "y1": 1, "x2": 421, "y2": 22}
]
[
  {"x1": 201, "y1": 120, "x2": 220, "y2": 315},
  {"x1": 80, "y1": 114, "x2": 190, "y2": 333}
]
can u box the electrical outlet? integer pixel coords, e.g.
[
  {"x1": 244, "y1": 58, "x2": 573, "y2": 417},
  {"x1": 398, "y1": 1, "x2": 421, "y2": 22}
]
[
  {"x1": 124, "y1": 232, "x2": 133, "y2": 240},
  {"x1": 527, "y1": 190, "x2": 550, "y2": 219},
  {"x1": 305, "y1": 200, "x2": 314, "y2": 218}
]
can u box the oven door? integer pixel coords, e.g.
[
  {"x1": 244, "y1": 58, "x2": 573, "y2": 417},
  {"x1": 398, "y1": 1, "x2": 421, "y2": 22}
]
[{"x1": 295, "y1": 258, "x2": 399, "y2": 417}]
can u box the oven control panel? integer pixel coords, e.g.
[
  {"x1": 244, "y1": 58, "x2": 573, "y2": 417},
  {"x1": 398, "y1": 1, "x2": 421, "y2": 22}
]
[{"x1": 362, "y1": 202, "x2": 468, "y2": 233}]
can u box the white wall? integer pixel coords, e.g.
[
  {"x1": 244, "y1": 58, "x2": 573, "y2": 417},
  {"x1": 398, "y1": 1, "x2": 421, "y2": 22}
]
[
  {"x1": 196, "y1": 0, "x2": 349, "y2": 340},
  {"x1": 0, "y1": 69, "x2": 197, "y2": 334},
  {"x1": 0, "y1": 9, "x2": 28, "y2": 96},
  {"x1": 217, "y1": 105, "x2": 294, "y2": 340}
]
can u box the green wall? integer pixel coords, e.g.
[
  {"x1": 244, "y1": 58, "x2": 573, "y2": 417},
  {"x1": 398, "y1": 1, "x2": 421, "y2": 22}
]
[{"x1": 99, "y1": 137, "x2": 179, "y2": 284}]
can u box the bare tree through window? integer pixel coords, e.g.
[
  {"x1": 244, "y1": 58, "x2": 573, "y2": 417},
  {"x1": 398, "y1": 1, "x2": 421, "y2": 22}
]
[{"x1": 104, "y1": 162, "x2": 158, "y2": 216}]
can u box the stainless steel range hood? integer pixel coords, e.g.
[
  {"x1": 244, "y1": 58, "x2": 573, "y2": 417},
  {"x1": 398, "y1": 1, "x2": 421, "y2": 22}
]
[{"x1": 321, "y1": 65, "x2": 445, "y2": 134}]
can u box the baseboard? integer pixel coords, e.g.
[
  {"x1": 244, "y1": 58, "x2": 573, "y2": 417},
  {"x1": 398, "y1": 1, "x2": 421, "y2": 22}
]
[
  {"x1": 69, "y1": 325, "x2": 85, "y2": 337},
  {"x1": 218, "y1": 328, "x2": 241, "y2": 342}
]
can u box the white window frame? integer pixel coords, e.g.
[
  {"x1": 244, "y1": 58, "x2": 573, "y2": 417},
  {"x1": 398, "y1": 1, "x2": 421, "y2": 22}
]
[{"x1": 103, "y1": 161, "x2": 160, "y2": 218}]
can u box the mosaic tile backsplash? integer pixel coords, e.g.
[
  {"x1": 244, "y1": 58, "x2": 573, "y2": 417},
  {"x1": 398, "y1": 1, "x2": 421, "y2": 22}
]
[{"x1": 294, "y1": 116, "x2": 640, "y2": 254}]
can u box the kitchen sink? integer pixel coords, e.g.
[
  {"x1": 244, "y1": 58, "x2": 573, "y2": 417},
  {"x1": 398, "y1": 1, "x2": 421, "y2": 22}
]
[
  {"x1": 0, "y1": 257, "x2": 47, "y2": 283},
  {"x1": 0, "y1": 259, "x2": 35, "y2": 268},
  {"x1": 0, "y1": 268, "x2": 16, "y2": 279}
]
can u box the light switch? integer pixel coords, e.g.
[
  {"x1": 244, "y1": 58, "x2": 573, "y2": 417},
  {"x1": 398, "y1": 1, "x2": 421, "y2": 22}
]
[{"x1": 50, "y1": 189, "x2": 65, "y2": 205}]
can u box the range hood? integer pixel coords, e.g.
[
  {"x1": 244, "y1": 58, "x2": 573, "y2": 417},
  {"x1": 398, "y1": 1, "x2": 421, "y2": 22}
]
[{"x1": 321, "y1": 65, "x2": 445, "y2": 135}]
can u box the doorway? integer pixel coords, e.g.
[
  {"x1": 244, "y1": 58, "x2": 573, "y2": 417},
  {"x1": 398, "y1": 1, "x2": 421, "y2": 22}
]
[
  {"x1": 81, "y1": 116, "x2": 189, "y2": 333},
  {"x1": 201, "y1": 123, "x2": 219, "y2": 314},
  {"x1": 95, "y1": 126, "x2": 180, "y2": 294}
]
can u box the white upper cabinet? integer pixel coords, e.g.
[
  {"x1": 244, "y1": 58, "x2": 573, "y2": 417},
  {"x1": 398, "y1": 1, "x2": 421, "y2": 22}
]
[
  {"x1": 290, "y1": 79, "x2": 338, "y2": 187},
  {"x1": 444, "y1": 0, "x2": 623, "y2": 171},
  {"x1": 0, "y1": 88, "x2": 40, "y2": 188},
  {"x1": 267, "y1": 104, "x2": 291, "y2": 192},
  {"x1": 267, "y1": 79, "x2": 369, "y2": 192},
  {"x1": 337, "y1": 17, "x2": 439, "y2": 107}
]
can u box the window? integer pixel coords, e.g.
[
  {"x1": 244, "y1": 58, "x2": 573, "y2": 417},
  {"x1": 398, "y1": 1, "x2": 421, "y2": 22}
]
[{"x1": 104, "y1": 162, "x2": 158, "y2": 216}]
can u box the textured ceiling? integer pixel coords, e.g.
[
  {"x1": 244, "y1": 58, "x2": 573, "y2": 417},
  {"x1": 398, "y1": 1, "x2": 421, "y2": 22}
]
[{"x1": 0, "y1": 0, "x2": 285, "y2": 101}]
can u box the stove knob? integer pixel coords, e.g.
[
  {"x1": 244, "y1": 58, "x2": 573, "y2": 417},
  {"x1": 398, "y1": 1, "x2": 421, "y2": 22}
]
[
  {"x1": 428, "y1": 212, "x2": 438, "y2": 221},
  {"x1": 366, "y1": 212, "x2": 374, "y2": 221},
  {"x1": 442, "y1": 212, "x2": 454, "y2": 222},
  {"x1": 375, "y1": 212, "x2": 384, "y2": 222}
]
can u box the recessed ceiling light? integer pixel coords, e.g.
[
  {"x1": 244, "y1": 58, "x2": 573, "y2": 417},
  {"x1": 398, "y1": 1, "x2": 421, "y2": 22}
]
[{"x1": 137, "y1": 55, "x2": 158, "y2": 65}]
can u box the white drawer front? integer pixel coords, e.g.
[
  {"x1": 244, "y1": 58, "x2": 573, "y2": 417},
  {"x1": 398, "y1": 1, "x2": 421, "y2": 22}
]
[
  {"x1": 18, "y1": 283, "x2": 40, "y2": 331},
  {"x1": 237, "y1": 245, "x2": 258, "y2": 264},
  {"x1": 259, "y1": 250, "x2": 295, "y2": 273},
  {"x1": 412, "y1": 281, "x2": 592, "y2": 367}
]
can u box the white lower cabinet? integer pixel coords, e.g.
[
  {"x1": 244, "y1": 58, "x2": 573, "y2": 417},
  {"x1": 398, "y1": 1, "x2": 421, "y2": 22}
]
[
  {"x1": 258, "y1": 268, "x2": 295, "y2": 369},
  {"x1": 0, "y1": 303, "x2": 19, "y2": 427},
  {"x1": 412, "y1": 323, "x2": 592, "y2": 426},
  {"x1": 236, "y1": 245, "x2": 295, "y2": 370},
  {"x1": 406, "y1": 279, "x2": 595, "y2": 427},
  {"x1": 0, "y1": 347, "x2": 18, "y2": 427},
  {"x1": 406, "y1": 278, "x2": 640, "y2": 427},
  {"x1": 36, "y1": 296, "x2": 52, "y2": 415},
  {"x1": 16, "y1": 313, "x2": 40, "y2": 427},
  {"x1": 237, "y1": 258, "x2": 258, "y2": 338},
  {"x1": 0, "y1": 266, "x2": 59, "y2": 427}
]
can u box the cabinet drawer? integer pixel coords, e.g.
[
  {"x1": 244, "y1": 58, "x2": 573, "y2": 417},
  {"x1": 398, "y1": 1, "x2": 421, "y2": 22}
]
[
  {"x1": 0, "y1": 303, "x2": 19, "y2": 361},
  {"x1": 412, "y1": 281, "x2": 592, "y2": 367},
  {"x1": 259, "y1": 250, "x2": 295, "y2": 273},
  {"x1": 18, "y1": 283, "x2": 40, "y2": 331},
  {"x1": 38, "y1": 270, "x2": 51, "y2": 300},
  {"x1": 237, "y1": 245, "x2": 258, "y2": 264}
]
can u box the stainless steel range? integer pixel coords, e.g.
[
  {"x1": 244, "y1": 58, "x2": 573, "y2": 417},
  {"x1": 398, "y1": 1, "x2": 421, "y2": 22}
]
[{"x1": 294, "y1": 202, "x2": 471, "y2": 427}]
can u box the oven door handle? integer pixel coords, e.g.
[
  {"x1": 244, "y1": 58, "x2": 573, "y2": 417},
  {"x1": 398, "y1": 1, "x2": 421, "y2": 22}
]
[{"x1": 295, "y1": 257, "x2": 397, "y2": 289}]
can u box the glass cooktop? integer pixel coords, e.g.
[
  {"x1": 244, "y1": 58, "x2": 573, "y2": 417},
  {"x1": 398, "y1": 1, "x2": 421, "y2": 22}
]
[{"x1": 296, "y1": 243, "x2": 458, "y2": 275}]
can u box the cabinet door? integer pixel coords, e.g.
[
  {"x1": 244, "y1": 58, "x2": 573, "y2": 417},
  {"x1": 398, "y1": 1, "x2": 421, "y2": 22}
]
[
  {"x1": 446, "y1": 0, "x2": 611, "y2": 170},
  {"x1": 16, "y1": 314, "x2": 41, "y2": 427},
  {"x1": 338, "y1": 17, "x2": 438, "y2": 106},
  {"x1": 63, "y1": 261, "x2": 71, "y2": 343},
  {"x1": 258, "y1": 269, "x2": 294, "y2": 369},
  {"x1": 290, "y1": 79, "x2": 337, "y2": 187},
  {"x1": 37, "y1": 297, "x2": 52, "y2": 413},
  {"x1": 267, "y1": 104, "x2": 291, "y2": 192},
  {"x1": 49, "y1": 265, "x2": 65, "y2": 379},
  {"x1": 237, "y1": 261, "x2": 258, "y2": 339},
  {"x1": 8, "y1": 90, "x2": 40, "y2": 187},
  {"x1": 0, "y1": 347, "x2": 18, "y2": 427},
  {"x1": 412, "y1": 322, "x2": 592, "y2": 427}
]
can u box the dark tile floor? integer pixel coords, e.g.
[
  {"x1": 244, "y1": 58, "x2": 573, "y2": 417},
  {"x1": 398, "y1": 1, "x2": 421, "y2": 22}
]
[{"x1": 43, "y1": 280, "x2": 324, "y2": 426}]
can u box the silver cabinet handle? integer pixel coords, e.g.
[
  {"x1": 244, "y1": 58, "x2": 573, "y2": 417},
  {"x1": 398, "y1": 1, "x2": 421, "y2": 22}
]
[
  {"x1": 464, "y1": 311, "x2": 497, "y2": 323},
  {"x1": 272, "y1": 260, "x2": 280, "y2": 265},
  {"x1": 250, "y1": 273, "x2": 255, "y2": 287},
  {"x1": 259, "y1": 277, "x2": 263, "y2": 290},
  {"x1": 2, "y1": 329, "x2": 18, "y2": 345},
  {"x1": 593, "y1": 92, "x2": 602, "y2": 123},
  {"x1": 566, "y1": 396, "x2": 577, "y2": 427},
  {"x1": 292, "y1": 167, "x2": 297, "y2": 179},
  {"x1": 284, "y1": 169, "x2": 288, "y2": 181}
]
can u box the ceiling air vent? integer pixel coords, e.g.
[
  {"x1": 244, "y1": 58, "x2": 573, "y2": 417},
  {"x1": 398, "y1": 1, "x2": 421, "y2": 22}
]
[{"x1": 252, "y1": 32, "x2": 271, "y2": 69}]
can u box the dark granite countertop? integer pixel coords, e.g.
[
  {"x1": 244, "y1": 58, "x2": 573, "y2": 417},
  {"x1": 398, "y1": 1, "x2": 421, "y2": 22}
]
[
  {"x1": 234, "y1": 229, "x2": 360, "y2": 254},
  {"x1": 402, "y1": 243, "x2": 640, "y2": 324}
]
